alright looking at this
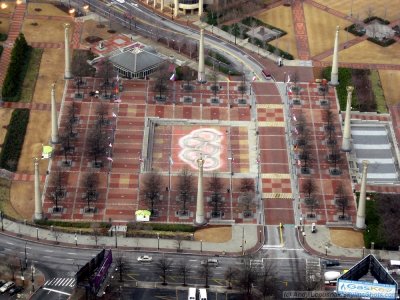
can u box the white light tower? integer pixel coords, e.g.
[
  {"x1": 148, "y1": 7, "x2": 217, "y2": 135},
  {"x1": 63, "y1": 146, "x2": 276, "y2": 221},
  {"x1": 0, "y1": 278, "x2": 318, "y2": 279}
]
[
  {"x1": 356, "y1": 160, "x2": 368, "y2": 229},
  {"x1": 330, "y1": 26, "x2": 340, "y2": 86},
  {"x1": 34, "y1": 158, "x2": 43, "y2": 220},
  {"x1": 195, "y1": 154, "x2": 206, "y2": 226},
  {"x1": 341, "y1": 86, "x2": 353, "y2": 152},
  {"x1": 50, "y1": 82, "x2": 59, "y2": 144},
  {"x1": 197, "y1": 27, "x2": 206, "y2": 83},
  {"x1": 64, "y1": 23, "x2": 73, "y2": 79},
  {"x1": 198, "y1": 0, "x2": 203, "y2": 16}
]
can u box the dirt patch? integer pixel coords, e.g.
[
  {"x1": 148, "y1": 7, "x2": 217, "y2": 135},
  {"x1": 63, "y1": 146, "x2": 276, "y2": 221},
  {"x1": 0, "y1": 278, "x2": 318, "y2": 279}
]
[
  {"x1": 0, "y1": 108, "x2": 13, "y2": 148},
  {"x1": 352, "y1": 69, "x2": 376, "y2": 112},
  {"x1": 330, "y1": 228, "x2": 364, "y2": 248},
  {"x1": 81, "y1": 19, "x2": 114, "y2": 47},
  {"x1": 0, "y1": 17, "x2": 10, "y2": 34},
  {"x1": 27, "y1": 3, "x2": 69, "y2": 17},
  {"x1": 33, "y1": 48, "x2": 65, "y2": 104},
  {"x1": 22, "y1": 19, "x2": 73, "y2": 44},
  {"x1": 10, "y1": 181, "x2": 35, "y2": 219},
  {"x1": 194, "y1": 226, "x2": 232, "y2": 243}
]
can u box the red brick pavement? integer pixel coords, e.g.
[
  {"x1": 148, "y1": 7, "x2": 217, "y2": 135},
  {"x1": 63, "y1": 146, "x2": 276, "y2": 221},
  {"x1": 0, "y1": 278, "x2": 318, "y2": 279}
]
[
  {"x1": 290, "y1": 83, "x2": 357, "y2": 224},
  {"x1": 0, "y1": 3, "x2": 26, "y2": 86},
  {"x1": 291, "y1": 0, "x2": 311, "y2": 60}
]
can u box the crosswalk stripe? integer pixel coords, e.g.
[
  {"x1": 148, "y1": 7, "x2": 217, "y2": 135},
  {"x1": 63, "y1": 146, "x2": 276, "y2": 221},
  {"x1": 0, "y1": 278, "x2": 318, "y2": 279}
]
[{"x1": 58, "y1": 278, "x2": 67, "y2": 286}]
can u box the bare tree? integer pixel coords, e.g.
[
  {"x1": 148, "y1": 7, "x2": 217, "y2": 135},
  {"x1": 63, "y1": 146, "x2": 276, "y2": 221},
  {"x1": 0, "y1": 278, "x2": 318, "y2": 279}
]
[
  {"x1": 7, "y1": 256, "x2": 19, "y2": 281},
  {"x1": 153, "y1": 64, "x2": 169, "y2": 100},
  {"x1": 72, "y1": 50, "x2": 87, "y2": 98},
  {"x1": 97, "y1": 58, "x2": 114, "y2": 98},
  {"x1": 329, "y1": 144, "x2": 342, "y2": 175},
  {"x1": 224, "y1": 266, "x2": 237, "y2": 289},
  {"x1": 199, "y1": 260, "x2": 213, "y2": 288},
  {"x1": 237, "y1": 255, "x2": 258, "y2": 297},
  {"x1": 115, "y1": 251, "x2": 129, "y2": 282},
  {"x1": 209, "y1": 69, "x2": 220, "y2": 98},
  {"x1": 59, "y1": 131, "x2": 73, "y2": 165},
  {"x1": 82, "y1": 172, "x2": 99, "y2": 211},
  {"x1": 177, "y1": 259, "x2": 190, "y2": 286},
  {"x1": 302, "y1": 178, "x2": 319, "y2": 218},
  {"x1": 96, "y1": 102, "x2": 110, "y2": 130},
  {"x1": 177, "y1": 168, "x2": 193, "y2": 215},
  {"x1": 91, "y1": 222, "x2": 101, "y2": 247},
  {"x1": 258, "y1": 259, "x2": 279, "y2": 300},
  {"x1": 240, "y1": 178, "x2": 255, "y2": 193},
  {"x1": 174, "y1": 234, "x2": 185, "y2": 252},
  {"x1": 142, "y1": 172, "x2": 163, "y2": 214},
  {"x1": 238, "y1": 73, "x2": 248, "y2": 99},
  {"x1": 335, "y1": 182, "x2": 349, "y2": 219},
  {"x1": 181, "y1": 66, "x2": 195, "y2": 92},
  {"x1": 208, "y1": 173, "x2": 224, "y2": 218},
  {"x1": 48, "y1": 167, "x2": 66, "y2": 212},
  {"x1": 155, "y1": 256, "x2": 173, "y2": 285},
  {"x1": 87, "y1": 124, "x2": 108, "y2": 167}
]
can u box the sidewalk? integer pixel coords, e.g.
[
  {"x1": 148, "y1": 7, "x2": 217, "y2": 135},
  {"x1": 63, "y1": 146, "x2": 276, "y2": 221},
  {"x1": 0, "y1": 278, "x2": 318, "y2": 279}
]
[
  {"x1": 192, "y1": 21, "x2": 313, "y2": 68},
  {"x1": 300, "y1": 224, "x2": 400, "y2": 261},
  {"x1": 0, "y1": 217, "x2": 260, "y2": 256}
]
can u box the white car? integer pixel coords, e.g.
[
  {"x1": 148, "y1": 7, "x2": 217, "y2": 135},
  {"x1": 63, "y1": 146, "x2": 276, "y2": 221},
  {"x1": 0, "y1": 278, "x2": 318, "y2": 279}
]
[
  {"x1": 115, "y1": 0, "x2": 125, "y2": 3},
  {"x1": 137, "y1": 255, "x2": 152, "y2": 262},
  {"x1": 0, "y1": 282, "x2": 15, "y2": 293}
]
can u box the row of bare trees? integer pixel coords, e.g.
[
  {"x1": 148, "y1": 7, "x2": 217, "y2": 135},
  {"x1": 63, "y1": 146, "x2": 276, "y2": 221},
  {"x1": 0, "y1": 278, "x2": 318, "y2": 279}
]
[
  {"x1": 115, "y1": 253, "x2": 279, "y2": 299},
  {"x1": 142, "y1": 171, "x2": 256, "y2": 218}
]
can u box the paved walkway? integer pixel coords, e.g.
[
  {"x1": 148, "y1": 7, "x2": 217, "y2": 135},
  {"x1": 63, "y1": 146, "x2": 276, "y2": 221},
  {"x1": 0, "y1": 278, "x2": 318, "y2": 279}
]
[
  {"x1": 291, "y1": 0, "x2": 310, "y2": 60},
  {"x1": 0, "y1": 2, "x2": 26, "y2": 86},
  {"x1": 0, "y1": 217, "x2": 260, "y2": 256}
]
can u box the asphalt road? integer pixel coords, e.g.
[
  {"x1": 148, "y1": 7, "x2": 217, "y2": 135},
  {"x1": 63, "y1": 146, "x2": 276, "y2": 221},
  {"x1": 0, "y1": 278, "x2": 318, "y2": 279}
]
[{"x1": 75, "y1": 0, "x2": 265, "y2": 80}]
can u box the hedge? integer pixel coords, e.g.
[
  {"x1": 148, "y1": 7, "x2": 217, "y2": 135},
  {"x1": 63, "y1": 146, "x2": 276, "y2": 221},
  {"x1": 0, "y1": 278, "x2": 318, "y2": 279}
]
[
  {"x1": 367, "y1": 37, "x2": 396, "y2": 47},
  {"x1": 0, "y1": 109, "x2": 30, "y2": 172},
  {"x1": 128, "y1": 222, "x2": 196, "y2": 233},
  {"x1": 0, "y1": 33, "x2": 7, "y2": 41},
  {"x1": 2, "y1": 33, "x2": 31, "y2": 101},
  {"x1": 0, "y1": 45, "x2": 3, "y2": 57},
  {"x1": 363, "y1": 16, "x2": 390, "y2": 25},
  {"x1": 345, "y1": 24, "x2": 365, "y2": 37},
  {"x1": 208, "y1": 50, "x2": 231, "y2": 65},
  {"x1": 35, "y1": 219, "x2": 112, "y2": 229}
]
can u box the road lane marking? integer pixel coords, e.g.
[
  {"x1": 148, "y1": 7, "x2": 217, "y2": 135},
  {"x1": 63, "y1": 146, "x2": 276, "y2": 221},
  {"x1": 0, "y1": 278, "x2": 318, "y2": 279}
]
[
  {"x1": 42, "y1": 288, "x2": 71, "y2": 296},
  {"x1": 44, "y1": 250, "x2": 53, "y2": 252},
  {"x1": 67, "y1": 253, "x2": 77, "y2": 255},
  {"x1": 6, "y1": 242, "x2": 14, "y2": 245}
]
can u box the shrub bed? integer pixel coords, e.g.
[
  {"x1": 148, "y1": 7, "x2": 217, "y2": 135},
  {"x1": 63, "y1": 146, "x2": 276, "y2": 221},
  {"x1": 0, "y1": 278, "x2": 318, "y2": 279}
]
[
  {"x1": 2, "y1": 33, "x2": 32, "y2": 101},
  {"x1": 35, "y1": 219, "x2": 112, "y2": 229},
  {"x1": 127, "y1": 222, "x2": 195, "y2": 232},
  {"x1": 366, "y1": 37, "x2": 396, "y2": 47},
  {"x1": 0, "y1": 33, "x2": 7, "y2": 41},
  {"x1": 345, "y1": 24, "x2": 365, "y2": 37},
  {"x1": 0, "y1": 45, "x2": 3, "y2": 57},
  {"x1": 363, "y1": 16, "x2": 390, "y2": 25},
  {"x1": 0, "y1": 109, "x2": 30, "y2": 172}
]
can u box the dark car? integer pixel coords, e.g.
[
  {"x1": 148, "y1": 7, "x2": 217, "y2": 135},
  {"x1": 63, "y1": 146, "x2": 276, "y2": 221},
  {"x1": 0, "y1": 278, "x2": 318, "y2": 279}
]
[
  {"x1": 8, "y1": 286, "x2": 23, "y2": 296},
  {"x1": 322, "y1": 259, "x2": 340, "y2": 267},
  {"x1": 0, "y1": 281, "x2": 5, "y2": 288}
]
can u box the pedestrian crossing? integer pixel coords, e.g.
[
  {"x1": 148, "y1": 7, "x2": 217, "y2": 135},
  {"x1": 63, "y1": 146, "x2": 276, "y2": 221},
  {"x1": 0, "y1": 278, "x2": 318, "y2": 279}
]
[{"x1": 44, "y1": 277, "x2": 76, "y2": 288}]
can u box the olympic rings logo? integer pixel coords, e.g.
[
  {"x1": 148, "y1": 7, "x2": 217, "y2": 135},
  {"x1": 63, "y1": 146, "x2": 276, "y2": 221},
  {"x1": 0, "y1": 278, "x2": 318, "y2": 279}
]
[{"x1": 178, "y1": 128, "x2": 223, "y2": 171}]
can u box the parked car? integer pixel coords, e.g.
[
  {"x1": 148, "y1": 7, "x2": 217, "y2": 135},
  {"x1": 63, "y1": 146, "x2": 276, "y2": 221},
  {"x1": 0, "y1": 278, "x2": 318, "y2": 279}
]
[
  {"x1": 137, "y1": 255, "x2": 152, "y2": 262},
  {"x1": 0, "y1": 281, "x2": 6, "y2": 289},
  {"x1": 0, "y1": 281, "x2": 15, "y2": 293},
  {"x1": 322, "y1": 259, "x2": 340, "y2": 267},
  {"x1": 201, "y1": 259, "x2": 219, "y2": 267},
  {"x1": 8, "y1": 286, "x2": 23, "y2": 296}
]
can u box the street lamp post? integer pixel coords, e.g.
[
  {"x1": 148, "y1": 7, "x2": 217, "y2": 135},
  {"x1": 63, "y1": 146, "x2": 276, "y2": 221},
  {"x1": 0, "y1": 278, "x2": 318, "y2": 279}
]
[
  {"x1": 157, "y1": 233, "x2": 160, "y2": 251},
  {"x1": 0, "y1": 211, "x2": 3, "y2": 231},
  {"x1": 36, "y1": 228, "x2": 39, "y2": 240},
  {"x1": 24, "y1": 242, "x2": 28, "y2": 270},
  {"x1": 31, "y1": 263, "x2": 35, "y2": 292},
  {"x1": 75, "y1": 233, "x2": 78, "y2": 246},
  {"x1": 200, "y1": 240, "x2": 203, "y2": 253},
  {"x1": 302, "y1": 232, "x2": 306, "y2": 243},
  {"x1": 115, "y1": 225, "x2": 118, "y2": 248},
  {"x1": 362, "y1": 246, "x2": 365, "y2": 258},
  {"x1": 325, "y1": 246, "x2": 329, "y2": 256},
  {"x1": 259, "y1": 230, "x2": 262, "y2": 244}
]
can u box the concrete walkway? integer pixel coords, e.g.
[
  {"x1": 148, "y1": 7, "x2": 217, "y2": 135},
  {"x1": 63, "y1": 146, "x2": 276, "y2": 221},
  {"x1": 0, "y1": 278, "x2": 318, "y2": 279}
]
[{"x1": 0, "y1": 217, "x2": 260, "y2": 256}]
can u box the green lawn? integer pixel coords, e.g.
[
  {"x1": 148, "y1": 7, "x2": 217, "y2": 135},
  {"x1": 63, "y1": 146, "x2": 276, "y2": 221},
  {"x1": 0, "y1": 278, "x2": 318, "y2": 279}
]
[
  {"x1": 369, "y1": 70, "x2": 387, "y2": 113},
  {"x1": 19, "y1": 48, "x2": 43, "y2": 103}
]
